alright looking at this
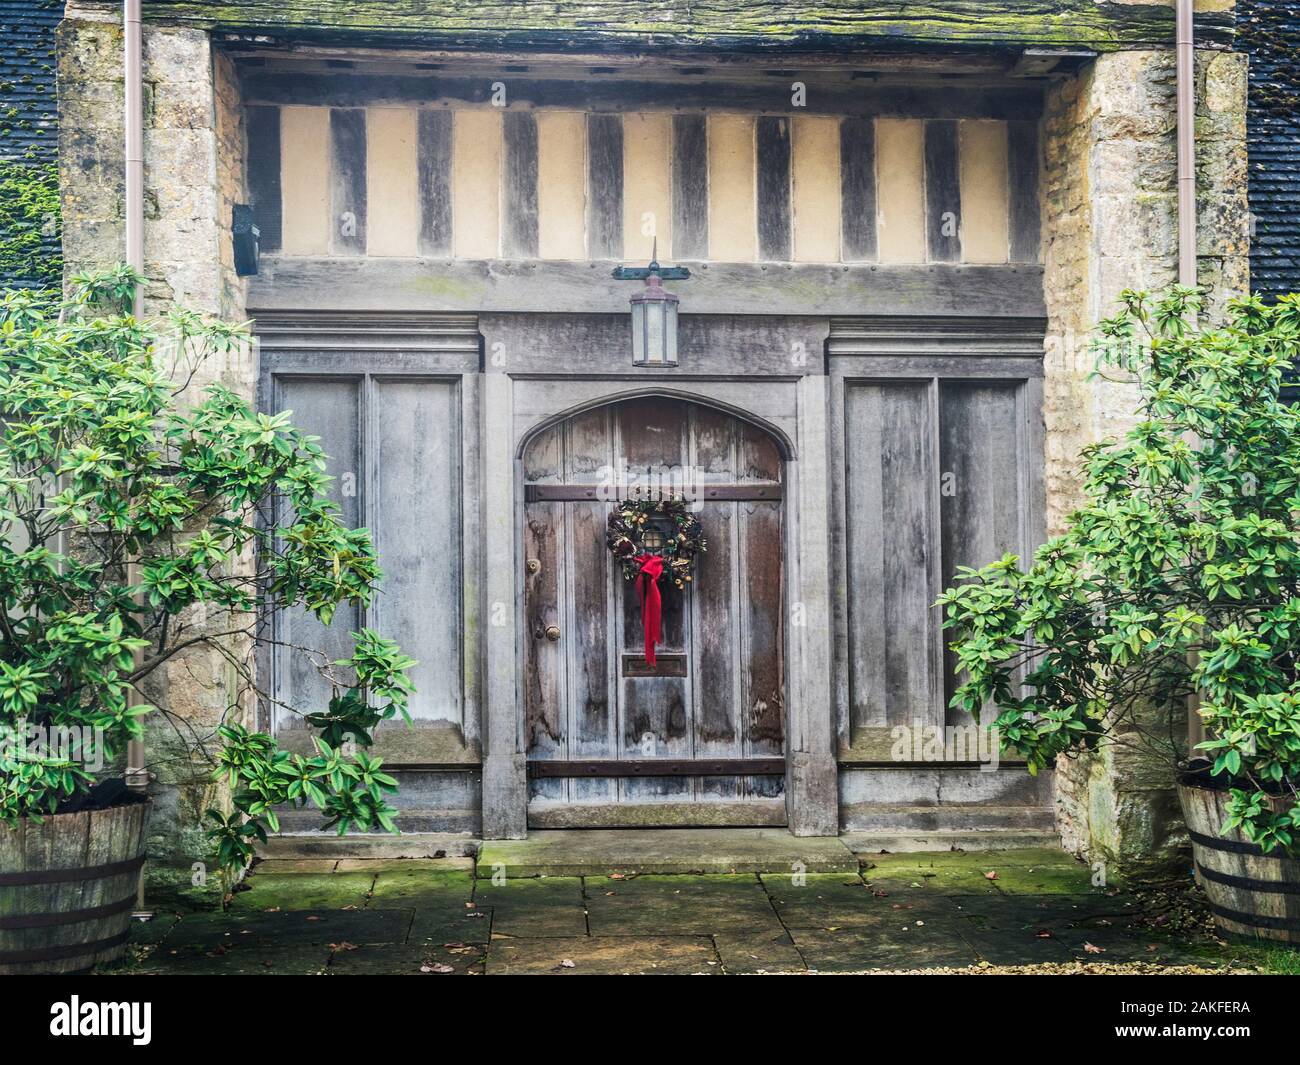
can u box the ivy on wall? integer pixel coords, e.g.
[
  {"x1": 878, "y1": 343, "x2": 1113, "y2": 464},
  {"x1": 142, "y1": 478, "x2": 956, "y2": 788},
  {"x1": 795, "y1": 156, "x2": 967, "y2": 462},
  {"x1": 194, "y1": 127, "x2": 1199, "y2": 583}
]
[
  {"x1": 0, "y1": 0, "x2": 61, "y2": 290},
  {"x1": 0, "y1": 160, "x2": 60, "y2": 288}
]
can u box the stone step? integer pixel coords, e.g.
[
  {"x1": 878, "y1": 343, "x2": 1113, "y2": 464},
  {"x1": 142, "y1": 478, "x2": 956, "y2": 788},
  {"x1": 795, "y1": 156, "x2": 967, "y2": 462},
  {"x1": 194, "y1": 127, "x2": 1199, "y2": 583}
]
[
  {"x1": 843, "y1": 829, "x2": 1063, "y2": 855},
  {"x1": 476, "y1": 828, "x2": 860, "y2": 878},
  {"x1": 257, "y1": 832, "x2": 477, "y2": 860}
]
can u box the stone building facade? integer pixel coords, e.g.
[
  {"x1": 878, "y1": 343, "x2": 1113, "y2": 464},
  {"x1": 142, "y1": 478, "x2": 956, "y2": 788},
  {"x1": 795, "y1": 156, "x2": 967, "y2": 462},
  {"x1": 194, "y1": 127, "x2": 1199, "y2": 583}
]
[{"x1": 52, "y1": 1, "x2": 1252, "y2": 875}]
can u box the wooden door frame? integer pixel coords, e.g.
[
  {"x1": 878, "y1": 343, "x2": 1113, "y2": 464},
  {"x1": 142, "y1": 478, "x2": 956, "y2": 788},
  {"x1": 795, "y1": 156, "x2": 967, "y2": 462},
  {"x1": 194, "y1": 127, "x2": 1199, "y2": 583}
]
[{"x1": 481, "y1": 378, "x2": 839, "y2": 838}]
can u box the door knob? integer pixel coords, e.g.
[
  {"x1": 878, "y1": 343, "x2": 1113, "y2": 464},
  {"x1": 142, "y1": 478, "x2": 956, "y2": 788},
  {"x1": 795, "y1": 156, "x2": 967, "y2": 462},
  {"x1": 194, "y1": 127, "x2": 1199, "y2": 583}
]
[
  {"x1": 526, "y1": 558, "x2": 541, "y2": 575},
  {"x1": 544, "y1": 624, "x2": 561, "y2": 642}
]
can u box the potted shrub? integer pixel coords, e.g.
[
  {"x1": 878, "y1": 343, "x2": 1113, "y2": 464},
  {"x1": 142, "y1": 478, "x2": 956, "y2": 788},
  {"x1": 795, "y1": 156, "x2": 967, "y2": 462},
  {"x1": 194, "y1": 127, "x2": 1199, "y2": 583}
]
[
  {"x1": 940, "y1": 288, "x2": 1300, "y2": 942},
  {"x1": 0, "y1": 268, "x2": 415, "y2": 972}
]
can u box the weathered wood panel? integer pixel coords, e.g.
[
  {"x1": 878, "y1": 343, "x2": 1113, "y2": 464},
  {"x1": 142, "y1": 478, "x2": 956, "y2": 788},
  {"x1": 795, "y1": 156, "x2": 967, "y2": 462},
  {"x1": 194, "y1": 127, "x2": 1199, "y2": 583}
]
[
  {"x1": 273, "y1": 377, "x2": 363, "y2": 726},
  {"x1": 366, "y1": 107, "x2": 418, "y2": 256},
  {"x1": 671, "y1": 114, "x2": 708, "y2": 260},
  {"x1": 839, "y1": 116, "x2": 876, "y2": 262},
  {"x1": 329, "y1": 108, "x2": 367, "y2": 255},
  {"x1": 843, "y1": 382, "x2": 937, "y2": 741},
  {"x1": 586, "y1": 113, "x2": 624, "y2": 260},
  {"x1": 502, "y1": 111, "x2": 540, "y2": 258},
  {"x1": 245, "y1": 104, "x2": 281, "y2": 253},
  {"x1": 924, "y1": 119, "x2": 961, "y2": 263},
  {"x1": 162, "y1": 2, "x2": 1228, "y2": 53},
  {"x1": 417, "y1": 109, "x2": 453, "y2": 257},
  {"x1": 617, "y1": 398, "x2": 690, "y2": 802},
  {"x1": 938, "y1": 381, "x2": 1023, "y2": 722},
  {"x1": 372, "y1": 378, "x2": 463, "y2": 724},
  {"x1": 241, "y1": 71, "x2": 1048, "y2": 121},
  {"x1": 523, "y1": 397, "x2": 786, "y2": 821},
  {"x1": 1007, "y1": 119, "x2": 1041, "y2": 264},
  {"x1": 251, "y1": 258, "x2": 1046, "y2": 318},
  {"x1": 756, "y1": 116, "x2": 792, "y2": 262},
  {"x1": 565, "y1": 409, "x2": 617, "y2": 805}
]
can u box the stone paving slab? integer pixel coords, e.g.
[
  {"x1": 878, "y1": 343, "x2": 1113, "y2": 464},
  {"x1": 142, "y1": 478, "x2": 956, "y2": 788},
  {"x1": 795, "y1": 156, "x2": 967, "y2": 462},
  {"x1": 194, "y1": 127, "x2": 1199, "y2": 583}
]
[
  {"x1": 714, "y1": 928, "x2": 806, "y2": 973},
  {"x1": 113, "y1": 844, "x2": 1253, "y2": 975},
  {"x1": 228, "y1": 871, "x2": 377, "y2": 911},
  {"x1": 163, "y1": 908, "x2": 415, "y2": 949},
  {"x1": 584, "y1": 874, "x2": 784, "y2": 936},
  {"x1": 138, "y1": 944, "x2": 332, "y2": 976},
  {"x1": 328, "y1": 942, "x2": 486, "y2": 976},
  {"x1": 486, "y1": 934, "x2": 721, "y2": 975},
  {"x1": 792, "y1": 921, "x2": 980, "y2": 972},
  {"x1": 762, "y1": 871, "x2": 952, "y2": 928},
  {"x1": 472, "y1": 876, "x2": 588, "y2": 937},
  {"x1": 478, "y1": 828, "x2": 857, "y2": 877}
]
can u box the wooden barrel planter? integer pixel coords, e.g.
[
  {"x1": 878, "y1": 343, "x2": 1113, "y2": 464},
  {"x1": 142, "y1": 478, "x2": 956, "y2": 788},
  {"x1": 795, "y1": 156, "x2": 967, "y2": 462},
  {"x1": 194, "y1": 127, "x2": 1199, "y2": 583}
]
[
  {"x1": 1178, "y1": 779, "x2": 1300, "y2": 944},
  {"x1": 0, "y1": 800, "x2": 149, "y2": 974}
]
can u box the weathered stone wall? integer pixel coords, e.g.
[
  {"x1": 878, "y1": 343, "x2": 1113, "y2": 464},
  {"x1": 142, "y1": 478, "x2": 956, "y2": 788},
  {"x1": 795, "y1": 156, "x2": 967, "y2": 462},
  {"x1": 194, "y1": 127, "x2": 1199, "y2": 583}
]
[
  {"x1": 1041, "y1": 47, "x2": 1249, "y2": 876},
  {"x1": 59, "y1": 4, "x2": 251, "y2": 890}
]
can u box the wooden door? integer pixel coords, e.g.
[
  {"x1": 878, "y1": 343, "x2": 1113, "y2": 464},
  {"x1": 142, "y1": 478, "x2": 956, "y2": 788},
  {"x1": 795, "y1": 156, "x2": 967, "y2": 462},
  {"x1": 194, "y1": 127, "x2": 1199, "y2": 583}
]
[{"x1": 523, "y1": 397, "x2": 787, "y2": 828}]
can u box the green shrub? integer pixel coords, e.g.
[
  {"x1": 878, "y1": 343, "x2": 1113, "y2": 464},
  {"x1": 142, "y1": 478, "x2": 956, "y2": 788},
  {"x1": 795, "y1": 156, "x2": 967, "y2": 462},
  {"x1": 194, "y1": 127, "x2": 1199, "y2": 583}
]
[
  {"x1": 940, "y1": 288, "x2": 1300, "y2": 854},
  {"x1": 0, "y1": 266, "x2": 414, "y2": 876}
]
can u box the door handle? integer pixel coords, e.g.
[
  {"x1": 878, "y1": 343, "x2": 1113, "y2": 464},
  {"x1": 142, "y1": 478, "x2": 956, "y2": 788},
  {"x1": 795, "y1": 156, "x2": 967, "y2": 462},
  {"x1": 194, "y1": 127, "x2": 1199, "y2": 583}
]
[{"x1": 544, "y1": 624, "x2": 561, "y2": 642}]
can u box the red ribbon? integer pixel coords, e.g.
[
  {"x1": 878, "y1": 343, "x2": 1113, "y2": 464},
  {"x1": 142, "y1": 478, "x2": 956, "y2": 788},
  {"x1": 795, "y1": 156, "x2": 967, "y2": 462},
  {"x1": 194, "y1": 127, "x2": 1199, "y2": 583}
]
[{"x1": 633, "y1": 554, "x2": 664, "y2": 667}]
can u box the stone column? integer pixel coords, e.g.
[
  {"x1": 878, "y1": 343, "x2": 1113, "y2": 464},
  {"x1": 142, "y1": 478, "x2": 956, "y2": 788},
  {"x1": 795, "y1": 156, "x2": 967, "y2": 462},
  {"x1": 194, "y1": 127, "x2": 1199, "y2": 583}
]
[
  {"x1": 59, "y1": 5, "x2": 251, "y2": 890},
  {"x1": 1040, "y1": 47, "x2": 1248, "y2": 876}
]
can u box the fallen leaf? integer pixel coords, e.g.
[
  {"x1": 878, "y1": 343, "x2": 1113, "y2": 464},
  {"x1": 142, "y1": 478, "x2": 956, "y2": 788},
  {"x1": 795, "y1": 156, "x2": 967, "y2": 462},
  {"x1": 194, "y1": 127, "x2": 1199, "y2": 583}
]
[
  {"x1": 1083, "y1": 942, "x2": 1105, "y2": 954},
  {"x1": 608, "y1": 873, "x2": 626, "y2": 881},
  {"x1": 1034, "y1": 929, "x2": 1053, "y2": 939},
  {"x1": 984, "y1": 870, "x2": 999, "y2": 881},
  {"x1": 559, "y1": 959, "x2": 576, "y2": 968},
  {"x1": 329, "y1": 941, "x2": 358, "y2": 952},
  {"x1": 420, "y1": 963, "x2": 454, "y2": 974}
]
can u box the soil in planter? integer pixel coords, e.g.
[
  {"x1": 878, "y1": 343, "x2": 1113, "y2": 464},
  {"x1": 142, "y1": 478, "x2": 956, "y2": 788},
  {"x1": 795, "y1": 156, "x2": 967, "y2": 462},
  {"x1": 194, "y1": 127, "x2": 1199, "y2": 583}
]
[{"x1": 53, "y1": 777, "x2": 149, "y2": 815}]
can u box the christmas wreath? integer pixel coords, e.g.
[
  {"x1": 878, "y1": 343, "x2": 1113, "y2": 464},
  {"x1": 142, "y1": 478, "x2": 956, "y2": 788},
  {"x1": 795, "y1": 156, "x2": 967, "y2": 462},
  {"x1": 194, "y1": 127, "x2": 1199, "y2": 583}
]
[{"x1": 606, "y1": 499, "x2": 706, "y2": 666}]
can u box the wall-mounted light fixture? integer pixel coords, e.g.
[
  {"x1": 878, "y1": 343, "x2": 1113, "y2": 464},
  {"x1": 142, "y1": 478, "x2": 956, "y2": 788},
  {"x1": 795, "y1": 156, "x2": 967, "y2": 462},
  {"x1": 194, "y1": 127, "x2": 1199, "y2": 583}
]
[
  {"x1": 613, "y1": 241, "x2": 690, "y2": 367},
  {"x1": 232, "y1": 204, "x2": 260, "y2": 277}
]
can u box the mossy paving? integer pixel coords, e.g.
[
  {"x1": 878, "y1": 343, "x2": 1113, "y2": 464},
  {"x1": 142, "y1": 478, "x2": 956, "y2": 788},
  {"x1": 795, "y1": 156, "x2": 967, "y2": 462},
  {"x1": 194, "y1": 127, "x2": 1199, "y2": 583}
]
[{"x1": 103, "y1": 850, "x2": 1292, "y2": 975}]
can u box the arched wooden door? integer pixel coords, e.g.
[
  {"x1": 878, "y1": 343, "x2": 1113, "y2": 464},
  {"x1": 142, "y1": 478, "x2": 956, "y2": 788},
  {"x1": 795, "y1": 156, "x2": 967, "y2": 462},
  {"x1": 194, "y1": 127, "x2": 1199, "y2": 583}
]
[{"x1": 522, "y1": 397, "x2": 787, "y2": 828}]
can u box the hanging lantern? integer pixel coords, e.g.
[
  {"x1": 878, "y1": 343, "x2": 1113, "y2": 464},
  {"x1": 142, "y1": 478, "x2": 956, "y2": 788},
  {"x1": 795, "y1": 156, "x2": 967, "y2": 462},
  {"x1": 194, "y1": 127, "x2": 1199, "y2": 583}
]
[
  {"x1": 613, "y1": 241, "x2": 690, "y2": 368},
  {"x1": 629, "y1": 268, "x2": 680, "y2": 367}
]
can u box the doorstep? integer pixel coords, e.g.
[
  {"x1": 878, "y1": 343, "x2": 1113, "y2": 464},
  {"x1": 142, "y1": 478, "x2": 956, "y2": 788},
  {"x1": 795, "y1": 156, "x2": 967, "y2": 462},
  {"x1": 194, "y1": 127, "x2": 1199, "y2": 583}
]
[{"x1": 475, "y1": 828, "x2": 859, "y2": 878}]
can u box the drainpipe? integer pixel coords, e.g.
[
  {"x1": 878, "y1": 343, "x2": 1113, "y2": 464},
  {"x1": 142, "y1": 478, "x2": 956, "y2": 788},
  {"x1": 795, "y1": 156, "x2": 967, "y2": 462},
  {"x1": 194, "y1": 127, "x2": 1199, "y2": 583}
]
[
  {"x1": 124, "y1": 0, "x2": 148, "y2": 799},
  {"x1": 1176, "y1": 0, "x2": 1196, "y2": 289}
]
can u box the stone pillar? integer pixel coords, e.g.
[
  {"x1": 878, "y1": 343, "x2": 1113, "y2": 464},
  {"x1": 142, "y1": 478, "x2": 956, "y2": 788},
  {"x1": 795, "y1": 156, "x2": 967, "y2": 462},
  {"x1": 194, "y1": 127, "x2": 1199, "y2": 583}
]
[
  {"x1": 59, "y1": 5, "x2": 251, "y2": 892},
  {"x1": 1041, "y1": 48, "x2": 1248, "y2": 876}
]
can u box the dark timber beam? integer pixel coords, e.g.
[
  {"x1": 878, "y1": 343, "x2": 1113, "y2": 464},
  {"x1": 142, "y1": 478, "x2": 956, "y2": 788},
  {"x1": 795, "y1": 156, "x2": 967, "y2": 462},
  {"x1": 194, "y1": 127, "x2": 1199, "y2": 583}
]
[
  {"x1": 247, "y1": 257, "x2": 1047, "y2": 319},
  {"x1": 137, "y1": 1, "x2": 1234, "y2": 54}
]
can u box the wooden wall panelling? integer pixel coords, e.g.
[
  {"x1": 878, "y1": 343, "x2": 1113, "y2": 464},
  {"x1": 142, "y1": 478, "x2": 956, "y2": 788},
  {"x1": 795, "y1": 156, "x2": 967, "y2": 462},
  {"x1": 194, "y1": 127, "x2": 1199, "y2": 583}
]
[
  {"x1": 245, "y1": 104, "x2": 281, "y2": 253},
  {"x1": 671, "y1": 114, "x2": 708, "y2": 260},
  {"x1": 838, "y1": 115, "x2": 876, "y2": 262},
  {"x1": 417, "y1": 109, "x2": 453, "y2": 257},
  {"x1": 924, "y1": 119, "x2": 961, "y2": 263},
  {"x1": 502, "y1": 110, "x2": 540, "y2": 258},
  {"x1": 756, "y1": 115, "x2": 792, "y2": 262},
  {"x1": 329, "y1": 108, "x2": 368, "y2": 255},
  {"x1": 586, "y1": 113, "x2": 625, "y2": 260}
]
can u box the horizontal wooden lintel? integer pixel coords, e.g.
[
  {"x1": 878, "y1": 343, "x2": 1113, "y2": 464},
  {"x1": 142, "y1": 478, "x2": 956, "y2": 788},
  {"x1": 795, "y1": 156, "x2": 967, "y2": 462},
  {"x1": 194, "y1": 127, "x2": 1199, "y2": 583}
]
[
  {"x1": 528, "y1": 758, "x2": 786, "y2": 778},
  {"x1": 525, "y1": 483, "x2": 781, "y2": 503},
  {"x1": 249, "y1": 258, "x2": 1045, "y2": 319},
  {"x1": 147, "y1": 2, "x2": 1233, "y2": 55}
]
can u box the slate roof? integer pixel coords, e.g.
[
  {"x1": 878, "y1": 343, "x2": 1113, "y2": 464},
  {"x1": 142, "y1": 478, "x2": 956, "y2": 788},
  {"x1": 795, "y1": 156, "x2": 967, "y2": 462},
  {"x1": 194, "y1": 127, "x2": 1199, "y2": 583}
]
[{"x1": 1239, "y1": 0, "x2": 1300, "y2": 299}]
